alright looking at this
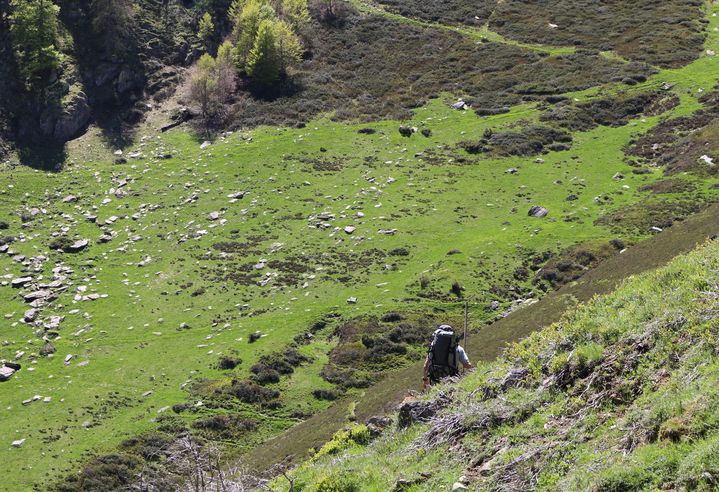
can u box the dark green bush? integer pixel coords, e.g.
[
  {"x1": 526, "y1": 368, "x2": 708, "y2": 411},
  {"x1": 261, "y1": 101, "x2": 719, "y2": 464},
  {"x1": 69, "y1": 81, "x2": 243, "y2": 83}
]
[
  {"x1": 217, "y1": 356, "x2": 241, "y2": 370},
  {"x1": 49, "y1": 236, "x2": 74, "y2": 251},
  {"x1": 380, "y1": 312, "x2": 405, "y2": 322},
  {"x1": 312, "y1": 389, "x2": 339, "y2": 401},
  {"x1": 230, "y1": 380, "x2": 279, "y2": 403},
  {"x1": 254, "y1": 368, "x2": 281, "y2": 385}
]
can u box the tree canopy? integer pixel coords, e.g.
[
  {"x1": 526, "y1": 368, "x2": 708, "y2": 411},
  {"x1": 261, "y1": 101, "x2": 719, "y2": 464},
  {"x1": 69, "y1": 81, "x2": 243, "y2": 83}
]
[{"x1": 9, "y1": 0, "x2": 63, "y2": 85}]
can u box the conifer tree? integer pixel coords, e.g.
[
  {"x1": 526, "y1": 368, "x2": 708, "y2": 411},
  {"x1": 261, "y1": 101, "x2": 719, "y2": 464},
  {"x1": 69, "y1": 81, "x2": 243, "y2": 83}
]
[
  {"x1": 281, "y1": 0, "x2": 309, "y2": 32},
  {"x1": 232, "y1": 0, "x2": 275, "y2": 64},
  {"x1": 245, "y1": 19, "x2": 280, "y2": 84},
  {"x1": 91, "y1": 0, "x2": 133, "y2": 55},
  {"x1": 272, "y1": 20, "x2": 302, "y2": 75},
  {"x1": 9, "y1": 0, "x2": 62, "y2": 84},
  {"x1": 198, "y1": 12, "x2": 215, "y2": 49}
]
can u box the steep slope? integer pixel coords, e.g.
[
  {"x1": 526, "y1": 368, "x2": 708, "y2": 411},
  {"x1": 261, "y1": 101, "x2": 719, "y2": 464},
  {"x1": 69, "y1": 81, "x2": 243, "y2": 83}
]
[{"x1": 286, "y1": 237, "x2": 719, "y2": 491}]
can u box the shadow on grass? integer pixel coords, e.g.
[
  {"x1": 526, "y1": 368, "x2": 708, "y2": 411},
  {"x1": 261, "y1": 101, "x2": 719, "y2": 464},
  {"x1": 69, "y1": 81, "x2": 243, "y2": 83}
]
[
  {"x1": 93, "y1": 109, "x2": 138, "y2": 151},
  {"x1": 16, "y1": 140, "x2": 68, "y2": 171}
]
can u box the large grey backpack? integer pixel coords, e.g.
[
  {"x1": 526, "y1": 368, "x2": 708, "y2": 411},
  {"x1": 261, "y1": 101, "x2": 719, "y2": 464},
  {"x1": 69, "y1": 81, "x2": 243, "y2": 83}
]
[{"x1": 428, "y1": 328, "x2": 459, "y2": 383}]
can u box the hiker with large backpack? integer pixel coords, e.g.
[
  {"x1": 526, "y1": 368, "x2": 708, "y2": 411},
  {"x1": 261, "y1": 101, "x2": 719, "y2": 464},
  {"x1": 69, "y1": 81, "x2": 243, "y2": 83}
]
[{"x1": 422, "y1": 324, "x2": 473, "y2": 389}]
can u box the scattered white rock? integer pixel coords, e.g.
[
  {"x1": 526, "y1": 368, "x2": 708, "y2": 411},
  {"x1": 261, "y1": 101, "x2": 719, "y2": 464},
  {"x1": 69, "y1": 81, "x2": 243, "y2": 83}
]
[
  {"x1": 0, "y1": 365, "x2": 16, "y2": 381},
  {"x1": 23, "y1": 309, "x2": 38, "y2": 322},
  {"x1": 67, "y1": 239, "x2": 89, "y2": 252},
  {"x1": 11, "y1": 277, "x2": 32, "y2": 288},
  {"x1": 451, "y1": 100, "x2": 468, "y2": 110},
  {"x1": 528, "y1": 206, "x2": 549, "y2": 218}
]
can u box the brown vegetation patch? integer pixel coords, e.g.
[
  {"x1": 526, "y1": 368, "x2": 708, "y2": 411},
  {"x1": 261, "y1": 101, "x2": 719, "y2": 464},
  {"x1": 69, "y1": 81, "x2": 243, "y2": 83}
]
[
  {"x1": 540, "y1": 91, "x2": 678, "y2": 132},
  {"x1": 595, "y1": 198, "x2": 708, "y2": 234},
  {"x1": 459, "y1": 125, "x2": 572, "y2": 157},
  {"x1": 375, "y1": 0, "x2": 497, "y2": 26},
  {"x1": 627, "y1": 89, "x2": 719, "y2": 176},
  {"x1": 489, "y1": 0, "x2": 706, "y2": 68},
  {"x1": 227, "y1": 7, "x2": 652, "y2": 128},
  {"x1": 321, "y1": 313, "x2": 443, "y2": 390},
  {"x1": 639, "y1": 179, "x2": 696, "y2": 195},
  {"x1": 534, "y1": 240, "x2": 622, "y2": 290}
]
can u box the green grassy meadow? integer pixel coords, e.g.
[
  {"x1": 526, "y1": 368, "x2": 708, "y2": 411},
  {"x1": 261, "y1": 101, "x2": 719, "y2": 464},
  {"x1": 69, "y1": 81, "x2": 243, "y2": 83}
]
[{"x1": 0, "y1": 1, "x2": 718, "y2": 489}]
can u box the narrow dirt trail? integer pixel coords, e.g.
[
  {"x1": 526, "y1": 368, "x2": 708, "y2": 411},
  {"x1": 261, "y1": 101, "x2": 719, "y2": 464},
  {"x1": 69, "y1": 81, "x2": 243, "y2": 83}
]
[{"x1": 244, "y1": 201, "x2": 719, "y2": 473}]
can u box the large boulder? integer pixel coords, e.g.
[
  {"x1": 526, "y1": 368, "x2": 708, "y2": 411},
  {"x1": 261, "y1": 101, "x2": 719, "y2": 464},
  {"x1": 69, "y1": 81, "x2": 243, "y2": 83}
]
[
  {"x1": 66, "y1": 239, "x2": 89, "y2": 252},
  {"x1": 528, "y1": 206, "x2": 549, "y2": 218},
  {"x1": 116, "y1": 68, "x2": 138, "y2": 95},
  {"x1": 52, "y1": 91, "x2": 92, "y2": 142},
  {"x1": 0, "y1": 362, "x2": 20, "y2": 381},
  {"x1": 11, "y1": 277, "x2": 32, "y2": 288},
  {"x1": 398, "y1": 399, "x2": 441, "y2": 428},
  {"x1": 366, "y1": 415, "x2": 393, "y2": 437}
]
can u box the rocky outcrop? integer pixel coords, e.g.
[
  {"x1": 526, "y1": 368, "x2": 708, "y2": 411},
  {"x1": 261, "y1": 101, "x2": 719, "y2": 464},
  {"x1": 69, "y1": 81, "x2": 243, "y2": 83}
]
[
  {"x1": 51, "y1": 91, "x2": 92, "y2": 142},
  {"x1": 19, "y1": 84, "x2": 92, "y2": 144}
]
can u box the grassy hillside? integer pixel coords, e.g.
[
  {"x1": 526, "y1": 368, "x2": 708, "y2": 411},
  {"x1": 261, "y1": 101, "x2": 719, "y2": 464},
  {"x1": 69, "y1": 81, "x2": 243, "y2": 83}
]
[
  {"x1": 0, "y1": 0, "x2": 717, "y2": 490},
  {"x1": 284, "y1": 236, "x2": 719, "y2": 491}
]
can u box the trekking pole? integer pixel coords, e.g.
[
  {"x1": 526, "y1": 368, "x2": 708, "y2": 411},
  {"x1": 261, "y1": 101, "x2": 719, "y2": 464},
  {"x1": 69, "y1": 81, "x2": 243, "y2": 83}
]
[{"x1": 463, "y1": 301, "x2": 469, "y2": 346}]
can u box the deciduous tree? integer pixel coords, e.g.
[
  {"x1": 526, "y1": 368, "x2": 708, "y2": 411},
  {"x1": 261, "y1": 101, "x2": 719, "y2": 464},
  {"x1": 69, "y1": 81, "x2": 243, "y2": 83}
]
[
  {"x1": 214, "y1": 40, "x2": 237, "y2": 101},
  {"x1": 188, "y1": 54, "x2": 218, "y2": 117}
]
